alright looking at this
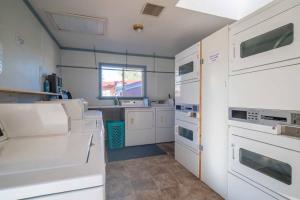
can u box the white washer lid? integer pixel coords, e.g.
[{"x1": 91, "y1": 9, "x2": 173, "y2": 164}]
[
  {"x1": 0, "y1": 134, "x2": 92, "y2": 176},
  {"x1": 84, "y1": 110, "x2": 102, "y2": 119}
]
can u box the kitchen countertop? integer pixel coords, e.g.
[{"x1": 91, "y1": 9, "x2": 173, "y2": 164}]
[{"x1": 88, "y1": 104, "x2": 174, "y2": 109}]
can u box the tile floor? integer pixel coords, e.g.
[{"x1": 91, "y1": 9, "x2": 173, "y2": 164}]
[{"x1": 106, "y1": 143, "x2": 223, "y2": 200}]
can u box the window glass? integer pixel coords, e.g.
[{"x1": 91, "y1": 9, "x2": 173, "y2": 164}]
[
  {"x1": 123, "y1": 68, "x2": 144, "y2": 97},
  {"x1": 240, "y1": 23, "x2": 294, "y2": 58},
  {"x1": 179, "y1": 62, "x2": 193, "y2": 75},
  {"x1": 178, "y1": 126, "x2": 193, "y2": 141},
  {"x1": 100, "y1": 64, "x2": 145, "y2": 98},
  {"x1": 239, "y1": 148, "x2": 292, "y2": 185}
]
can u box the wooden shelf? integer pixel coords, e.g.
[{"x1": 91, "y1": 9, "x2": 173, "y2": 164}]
[{"x1": 0, "y1": 88, "x2": 60, "y2": 96}]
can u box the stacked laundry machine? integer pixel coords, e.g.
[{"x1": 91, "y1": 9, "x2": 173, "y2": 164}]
[
  {"x1": 228, "y1": 1, "x2": 300, "y2": 199},
  {"x1": 174, "y1": 42, "x2": 201, "y2": 177},
  {"x1": 0, "y1": 100, "x2": 106, "y2": 199}
]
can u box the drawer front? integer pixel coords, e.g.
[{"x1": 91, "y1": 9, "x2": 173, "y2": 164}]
[
  {"x1": 175, "y1": 81, "x2": 200, "y2": 105},
  {"x1": 175, "y1": 141, "x2": 199, "y2": 177},
  {"x1": 229, "y1": 64, "x2": 300, "y2": 110},
  {"x1": 228, "y1": 173, "x2": 277, "y2": 200},
  {"x1": 230, "y1": 4, "x2": 300, "y2": 72}
]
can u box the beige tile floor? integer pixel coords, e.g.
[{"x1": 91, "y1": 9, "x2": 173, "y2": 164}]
[{"x1": 106, "y1": 143, "x2": 223, "y2": 200}]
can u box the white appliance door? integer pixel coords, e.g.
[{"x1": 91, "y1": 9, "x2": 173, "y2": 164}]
[
  {"x1": 175, "y1": 81, "x2": 200, "y2": 105},
  {"x1": 175, "y1": 52, "x2": 200, "y2": 83},
  {"x1": 125, "y1": 109, "x2": 155, "y2": 146},
  {"x1": 230, "y1": 133, "x2": 300, "y2": 199},
  {"x1": 175, "y1": 119, "x2": 199, "y2": 151},
  {"x1": 230, "y1": 4, "x2": 300, "y2": 72}
]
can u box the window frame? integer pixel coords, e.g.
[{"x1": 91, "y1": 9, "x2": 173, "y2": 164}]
[{"x1": 98, "y1": 63, "x2": 147, "y2": 99}]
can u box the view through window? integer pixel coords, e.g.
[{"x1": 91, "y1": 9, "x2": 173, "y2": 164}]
[{"x1": 100, "y1": 64, "x2": 145, "y2": 98}]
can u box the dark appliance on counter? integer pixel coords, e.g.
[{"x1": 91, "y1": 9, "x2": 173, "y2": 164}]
[{"x1": 46, "y1": 73, "x2": 62, "y2": 93}]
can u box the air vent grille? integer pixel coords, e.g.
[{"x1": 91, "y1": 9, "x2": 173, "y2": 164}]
[
  {"x1": 48, "y1": 12, "x2": 106, "y2": 35},
  {"x1": 142, "y1": 3, "x2": 164, "y2": 17}
]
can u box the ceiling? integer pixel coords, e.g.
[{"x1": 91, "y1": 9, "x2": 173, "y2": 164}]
[{"x1": 29, "y1": 0, "x2": 234, "y2": 57}]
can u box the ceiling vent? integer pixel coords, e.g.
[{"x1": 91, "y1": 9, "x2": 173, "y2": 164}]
[
  {"x1": 142, "y1": 3, "x2": 164, "y2": 17},
  {"x1": 48, "y1": 12, "x2": 106, "y2": 35}
]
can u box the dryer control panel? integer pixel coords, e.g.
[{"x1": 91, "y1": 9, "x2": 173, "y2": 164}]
[{"x1": 229, "y1": 107, "x2": 300, "y2": 127}]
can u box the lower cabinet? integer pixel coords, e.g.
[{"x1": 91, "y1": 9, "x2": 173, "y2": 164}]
[{"x1": 125, "y1": 107, "x2": 175, "y2": 146}]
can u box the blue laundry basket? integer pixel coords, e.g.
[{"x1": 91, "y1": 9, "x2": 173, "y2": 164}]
[{"x1": 107, "y1": 121, "x2": 125, "y2": 150}]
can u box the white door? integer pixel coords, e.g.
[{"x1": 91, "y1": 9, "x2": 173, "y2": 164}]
[
  {"x1": 201, "y1": 26, "x2": 229, "y2": 198},
  {"x1": 230, "y1": 133, "x2": 300, "y2": 200},
  {"x1": 175, "y1": 42, "x2": 201, "y2": 83},
  {"x1": 230, "y1": 3, "x2": 300, "y2": 73},
  {"x1": 125, "y1": 109, "x2": 155, "y2": 146},
  {"x1": 175, "y1": 119, "x2": 199, "y2": 151}
]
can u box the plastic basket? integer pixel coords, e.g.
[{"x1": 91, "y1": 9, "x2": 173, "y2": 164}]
[{"x1": 107, "y1": 121, "x2": 125, "y2": 150}]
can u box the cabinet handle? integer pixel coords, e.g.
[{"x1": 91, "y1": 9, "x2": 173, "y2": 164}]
[
  {"x1": 233, "y1": 44, "x2": 236, "y2": 59},
  {"x1": 231, "y1": 144, "x2": 235, "y2": 160}
]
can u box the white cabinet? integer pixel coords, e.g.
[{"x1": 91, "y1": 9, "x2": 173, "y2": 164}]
[
  {"x1": 201, "y1": 26, "x2": 229, "y2": 198},
  {"x1": 125, "y1": 108, "x2": 155, "y2": 146},
  {"x1": 155, "y1": 107, "x2": 175, "y2": 143}
]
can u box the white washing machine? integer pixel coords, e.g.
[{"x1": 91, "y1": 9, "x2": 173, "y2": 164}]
[
  {"x1": 0, "y1": 104, "x2": 105, "y2": 200},
  {"x1": 38, "y1": 99, "x2": 103, "y2": 134}
]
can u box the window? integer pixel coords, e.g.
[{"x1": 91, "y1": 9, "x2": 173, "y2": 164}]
[
  {"x1": 178, "y1": 126, "x2": 194, "y2": 141},
  {"x1": 240, "y1": 23, "x2": 294, "y2": 58},
  {"x1": 99, "y1": 63, "x2": 146, "y2": 99},
  {"x1": 179, "y1": 61, "x2": 194, "y2": 76},
  {"x1": 239, "y1": 148, "x2": 292, "y2": 185}
]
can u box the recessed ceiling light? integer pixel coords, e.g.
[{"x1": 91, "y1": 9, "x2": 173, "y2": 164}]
[
  {"x1": 48, "y1": 12, "x2": 107, "y2": 35},
  {"x1": 176, "y1": 0, "x2": 274, "y2": 20},
  {"x1": 133, "y1": 24, "x2": 144, "y2": 32}
]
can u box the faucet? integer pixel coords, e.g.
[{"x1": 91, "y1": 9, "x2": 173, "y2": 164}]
[{"x1": 114, "y1": 96, "x2": 120, "y2": 106}]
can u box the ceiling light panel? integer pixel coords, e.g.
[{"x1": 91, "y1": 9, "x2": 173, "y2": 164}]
[
  {"x1": 142, "y1": 3, "x2": 164, "y2": 17},
  {"x1": 48, "y1": 12, "x2": 106, "y2": 35},
  {"x1": 176, "y1": 0, "x2": 274, "y2": 20}
]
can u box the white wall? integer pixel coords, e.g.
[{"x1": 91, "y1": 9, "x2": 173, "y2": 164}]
[
  {"x1": 60, "y1": 50, "x2": 175, "y2": 106},
  {"x1": 0, "y1": 0, "x2": 60, "y2": 91}
]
